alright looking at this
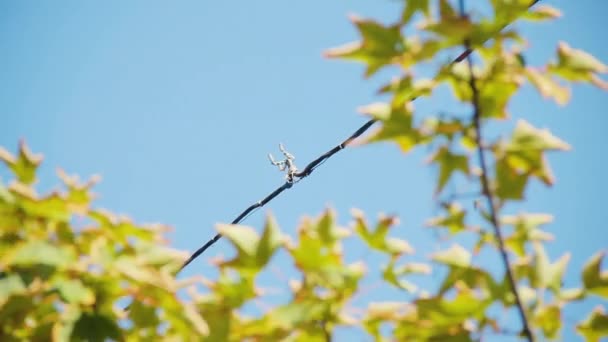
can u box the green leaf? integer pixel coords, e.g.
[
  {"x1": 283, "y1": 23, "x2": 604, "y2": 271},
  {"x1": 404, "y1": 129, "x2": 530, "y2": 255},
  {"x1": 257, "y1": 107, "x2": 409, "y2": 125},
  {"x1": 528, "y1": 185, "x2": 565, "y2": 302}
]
[
  {"x1": 359, "y1": 102, "x2": 422, "y2": 153},
  {"x1": 379, "y1": 75, "x2": 437, "y2": 108},
  {"x1": 428, "y1": 147, "x2": 469, "y2": 194},
  {"x1": 502, "y1": 213, "x2": 554, "y2": 256},
  {"x1": 129, "y1": 301, "x2": 160, "y2": 329},
  {"x1": 0, "y1": 141, "x2": 43, "y2": 185},
  {"x1": 526, "y1": 67, "x2": 570, "y2": 105},
  {"x1": 0, "y1": 274, "x2": 26, "y2": 299},
  {"x1": 438, "y1": 266, "x2": 498, "y2": 296},
  {"x1": 478, "y1": 76, "x2": 520, "y2": 119},
  {"x1": 416, "y1": 289, "x2": 492, "y2": 325},
  {"x1": 531, "y1": 243, "x2": 570, "y2": 294},
  {"x1": 490, "y1": 0, "x2": 531, "y2": 24},
  {"x1": 256, "y1": 215, "x2": 283, "y2": 266},
  {"x1": 383, "y1": 258, "x2": 431, "y2": 292},
  {"x1": 495, "y1": 157, "x2": 529, "y2": 200},
  {"x1": 426, "y1": 202, "x2": 467, "y2": 234},
  {"x1": 577, "y1": 306, "x2": 608, "y2": 342},
  {"x1": 431, "y1": 244, "x2": 471, "y2": 268},
  {"x1": 53, "y1": 278, "x2": 95, "y2": 305},
  {"x1": 71, "y1": 312, "x2": 122, "y2": 342},
  {"x1": 353, "y1": 210, "x2": 413, "y2": 256},
  {"x1": 114, "y1": 257, "x2": 168, "y2": 288},
  {"x1": 582, "y1": 251, "x2": 608, "y2": 298},
  {"x1": 57, "y1": 169, "x2": 99, "y2": 213},
  {"x1": 6, "y1": 240, "x2": 75, "y2": 268},
  {"x1": 508, "y1": 120, "x2": 571, "y2": 152},
  {"x1": 401, "y1": 0, "x2": 430, "y2": 24},
  {"x1": 217, "y1": 215, "x2": 283, "y2": 271},
  {"x1": 325, "y1": 16, "x2": 404, "y2": 77},
  {"x1": 521, "y1": 4, "x2": 562, "y2": 22},
  {"x1": 363, "y1": 301, "x2": 409, "y2": 339},
  {"x1": 500, "y1": 119, "x2": 571, "y2": 189},
  {"x1": 550, "y1": 42, "x2": 608, "y2": 82},
  {"x1": 423, "y1": 0, "x2": 473, "y2": 47},
  {"x1": 533, "y1": 304, "x2": 562, "y2": 339}
]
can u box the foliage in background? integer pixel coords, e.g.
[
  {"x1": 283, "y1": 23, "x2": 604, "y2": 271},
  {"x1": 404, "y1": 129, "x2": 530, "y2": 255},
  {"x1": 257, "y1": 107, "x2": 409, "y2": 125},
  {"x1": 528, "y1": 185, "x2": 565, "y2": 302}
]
[
  {"x1": 0, "y1": 142, "x2": 208, "y2": 340},
  {"x1": 1, "y1": 0, "x2": 608, "y2": 341}
]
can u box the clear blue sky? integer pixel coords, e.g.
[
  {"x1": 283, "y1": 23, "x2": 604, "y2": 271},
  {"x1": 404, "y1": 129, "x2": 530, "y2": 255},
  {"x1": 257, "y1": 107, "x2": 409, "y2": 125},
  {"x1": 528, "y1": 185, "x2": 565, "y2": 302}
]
[{"x1": 1, "y1": 1, "x2": 606, "y2": 340}]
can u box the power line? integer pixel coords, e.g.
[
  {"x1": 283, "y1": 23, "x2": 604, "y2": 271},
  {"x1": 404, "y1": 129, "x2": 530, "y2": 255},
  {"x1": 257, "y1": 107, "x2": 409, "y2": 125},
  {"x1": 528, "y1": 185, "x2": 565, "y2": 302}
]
[{"x1": 179, "y1": 1, "x2": 541, "y2": 273}]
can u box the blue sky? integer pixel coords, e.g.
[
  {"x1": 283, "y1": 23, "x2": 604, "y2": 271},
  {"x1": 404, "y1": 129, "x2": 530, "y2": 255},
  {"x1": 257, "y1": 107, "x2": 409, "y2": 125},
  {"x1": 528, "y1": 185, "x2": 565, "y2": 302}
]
[{"x1": 1, "y1": 1, "x2": 606, "y2": 340}]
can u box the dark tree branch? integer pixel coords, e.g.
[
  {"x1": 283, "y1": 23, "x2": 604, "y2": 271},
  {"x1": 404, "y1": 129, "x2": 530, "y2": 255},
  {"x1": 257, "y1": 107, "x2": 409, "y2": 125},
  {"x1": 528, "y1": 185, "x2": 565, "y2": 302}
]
[{"x1": 458, "y1": 1, "x2": 536, "y2": 340}]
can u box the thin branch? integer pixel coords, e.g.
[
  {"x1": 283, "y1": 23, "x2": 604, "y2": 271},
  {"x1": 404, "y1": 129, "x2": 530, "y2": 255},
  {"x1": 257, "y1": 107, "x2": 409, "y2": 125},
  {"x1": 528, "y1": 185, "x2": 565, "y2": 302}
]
[{"x1": 458, "y1": 0, "x2": 536, "y2": 340}]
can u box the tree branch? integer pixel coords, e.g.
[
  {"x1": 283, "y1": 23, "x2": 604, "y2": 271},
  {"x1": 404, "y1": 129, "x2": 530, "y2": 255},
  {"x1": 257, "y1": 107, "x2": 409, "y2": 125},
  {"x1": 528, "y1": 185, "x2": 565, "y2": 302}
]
[
  {"x1": 456, "y1": 1, "x2": 535, "y2": 341},
  {"x1": 462, "y1": 38, "x2": 536, "y2": 342}
]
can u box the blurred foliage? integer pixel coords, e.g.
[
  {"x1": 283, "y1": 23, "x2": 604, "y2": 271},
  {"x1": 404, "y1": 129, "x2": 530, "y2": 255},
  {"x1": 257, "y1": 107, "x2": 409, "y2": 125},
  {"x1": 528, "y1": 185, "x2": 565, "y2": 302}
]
[{"x1": 2, "y1": 0, "x2": 608, "y2": 341}]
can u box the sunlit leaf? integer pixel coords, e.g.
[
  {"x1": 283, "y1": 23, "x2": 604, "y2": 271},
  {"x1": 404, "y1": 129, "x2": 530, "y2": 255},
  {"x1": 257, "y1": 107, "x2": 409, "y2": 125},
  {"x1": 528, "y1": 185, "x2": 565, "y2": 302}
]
[
  {"x1": 0, "y1": 141, "x2": 43, "y2": 185},
  {"x1": 401, "y1": 0, "x2": 430, "y2": 24},
  {"x1": 521, "y1": 4, "x2": 562, "y2": 22},
  {"x1": 359, "y1": 102, "x2": 423, "y2": 153},
  {"x1": 550, "y1": 42, "x2": 608, "y2": 83},
  {"x1": 217, "y1": 215, "x2": 283, "y2": 271},
  {"x1": 53, "y1": 278, "x2": 95, "y2": 305},
  {"x1": 428, "y1": 147, "x2": 470, "y2": 194},
  {"x1": 431, "y1": 244, "x2": 471, "y2": 268},
  {"x1": 383, "y1": 258, "x2": 430, "y2": 292},
  {"x1": 577, "y1": 306, "x2": 608, "y2": 342},
  {"x1": 507, "y1": 120, "x2": 571, "y2": 152},
  {"x1": 426, "y1": 202, "x2": 467, "y2": 234},
  {"x1": 533, "y1": 304, "x2": 562, "y2": 339},
  {"x1": 531, "y1": 243, "x2": 570, "y2": 294},
  {"x1": 6, "y1": 240, "x2": 75, "y2": 269},
  {"x1": 502, "y1": 213, "x2": 554, "y2": 256},
  {"x1": 353, "y1": 210, "x2": 413, "y2": 256},
  {"x1": 526, "y1": 67, "x2": 570, "y2": 105},
  {"x1": 582, "y1": 252, "x2": 608, "y2": 299},
  {"x1": 379, "y1": 76, "x2": 437, "y2": 108},
  {"x1": 325, "y1": 16, "x2": 404, "y2": 77}
]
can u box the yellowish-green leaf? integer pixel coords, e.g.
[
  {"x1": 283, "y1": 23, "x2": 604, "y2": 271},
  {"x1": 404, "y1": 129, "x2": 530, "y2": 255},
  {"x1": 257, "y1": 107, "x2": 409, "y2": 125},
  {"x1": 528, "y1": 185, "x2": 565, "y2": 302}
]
[
  {"x1": 431, "y1": 244, "x2": 471, "y2": 268},
  {"x1": 549, "y1": 42, "x2": 608, "y2": 87},
  {"x1": 0, "y1": 141, "x2": 43, "y2": 185},
  {"x1": 53, "y1": 278, "x2": 95, "y2": 305},
  {"x1": 6, "y1": 240, "x2": 75, "y2": 269},
  {"x1": 401, "y1": 0, "x2": 430, "y2": 24},
  {"x1": 582, "y1": 251, "x2": 608, "y2": 299},
  {"x1": 502, "y1": 213, "x2": 554, "y2": 256},
  {"x1": 532, "y1": 243, "x2": 570, "y2": 293},
  {"x1": 379, "y1": 76, "x2": 437, "y2": 108},
  {"x1": 353, "y1": 210, "x2": 413, "y2": 256},
  {"x1": 217, "y1": 216, "x2": 283, "y2": 271},
  {"x1": 522, "y1": 4, "x2": 562, "y2": 22},
  {"x1": 577, "y1": 306, "x2": 608, "y2": 342},
  {"x1": 526, "y1": 67, "x2": 570, "y2": 105},
  {"x1": 382, "y1": 259, "x2": 430, "y2": 292},
  {"x1": 508, "y1": 120, "x2": 571, "y2": 152},
  {"x1": 533, "y1": 304, "x2": 562, "y2": 339},
  {"x1": 426, "y1": 202, "x2": 467, "y2": 234},
  {"x1": 325, "y1": 16, "x2": 404, "y2": 77},
  {"x1": 428, "y1": 147, "x2": 469, "y2": 194},
  {"x1": 0, "y1": 274, "x2": 26, "y2": 299},
  {"x1": 359, "y1": 102, "x2": 422, "y2": 153}
]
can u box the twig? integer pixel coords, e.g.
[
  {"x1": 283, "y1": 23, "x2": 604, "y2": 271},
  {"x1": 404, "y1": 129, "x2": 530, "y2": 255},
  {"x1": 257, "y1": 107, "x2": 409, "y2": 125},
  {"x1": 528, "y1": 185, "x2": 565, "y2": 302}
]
[{"x1": 458, "y1": 0, "x2": 536, "y2": 340}]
